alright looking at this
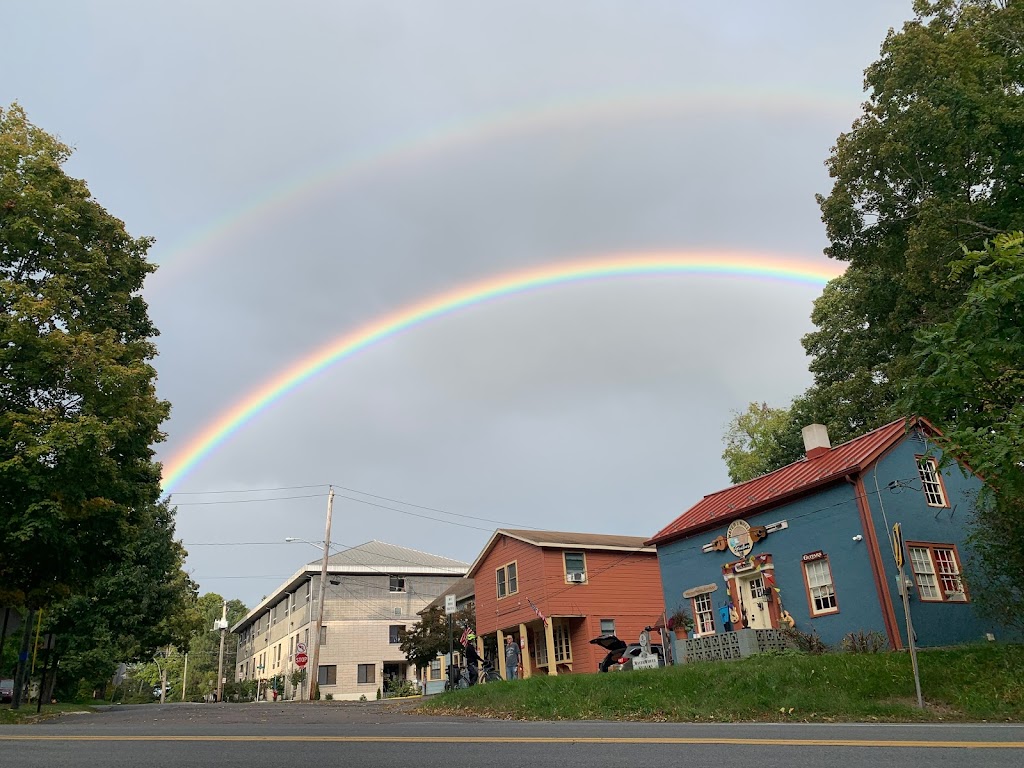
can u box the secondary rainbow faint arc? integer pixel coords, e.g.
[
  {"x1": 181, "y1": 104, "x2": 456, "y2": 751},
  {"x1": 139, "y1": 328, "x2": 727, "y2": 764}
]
[{"x1": 160, "y1": 252, "x2": 844, "y2": 493}]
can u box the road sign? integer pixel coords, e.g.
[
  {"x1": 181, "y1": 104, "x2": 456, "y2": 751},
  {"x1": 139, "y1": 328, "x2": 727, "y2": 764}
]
[
  {"x1": 296, "y1": 642, "x2": 306, "y2": 655},
  {"x1": 295, "y1": 652, "x2": 308, "y2": 668},
  {"x1": 444, "y1": 594, "x2": 457, "y2": 615},
  {"x1": 891, "y1": 523, "x2": 905, "y2": 569}
]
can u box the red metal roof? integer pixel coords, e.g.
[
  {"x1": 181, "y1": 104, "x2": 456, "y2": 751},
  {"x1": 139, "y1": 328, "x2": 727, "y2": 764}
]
[{"x1": 647, "y1": 418, "x2": 924, "y2": 546}]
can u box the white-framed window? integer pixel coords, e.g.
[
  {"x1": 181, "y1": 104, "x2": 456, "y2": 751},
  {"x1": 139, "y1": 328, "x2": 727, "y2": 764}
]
[
  {"x1": 600, "y1": 618, "x2": 615, "y2": 634},
  {"x1": 564, "y1": 551, "x2": 586, "y2": 582},
  {"x1": 908, "y1": 543, "x2": 967, "y2": 602},
  {"x1": 496, "y1": 561, "x2": 518, "y2": 598},
  {"x1": 803, "y1": 557, "x2": 838, "y2": 616},
  {"x1": 553, "y1": 620, "x2": 572, "y2": 663},
  {"x1": 691, "y1": 591, "x2": 716, "y2": 634},
  {"x1": 430, "y1": 658, "x2": 441, "y2": 680},
  {"x1": 917, "y1": 456, "x2": 949, "y2": 507},
  {"x1": 319, "y1": 625, "x2": 327, "y2": 645},
  {"x1": 389, "y1": 575, "x2": 406, "y2": 593}
]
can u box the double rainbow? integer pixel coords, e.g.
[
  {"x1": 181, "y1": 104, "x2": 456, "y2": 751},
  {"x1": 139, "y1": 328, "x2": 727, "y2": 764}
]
[{"x1": 160, "y1": 251, "x2": 842, "y2": 493}]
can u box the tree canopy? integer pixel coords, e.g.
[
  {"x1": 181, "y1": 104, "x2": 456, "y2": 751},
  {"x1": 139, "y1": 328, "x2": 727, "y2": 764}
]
[
  {"x1": 0, "y1": 103, "x2": 169, "y2": 609},
  {"x1": 729, "y1": 0, "x2": 1024, "y2": 466},
  {"x1": 904, "y1": 233, "x2": 1024, "y2": 629}
]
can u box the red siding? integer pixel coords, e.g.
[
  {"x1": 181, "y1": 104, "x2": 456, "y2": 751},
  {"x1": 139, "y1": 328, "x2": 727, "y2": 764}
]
[{"x1": 474, "y1": 534, "x2": 664, "y2": 674}]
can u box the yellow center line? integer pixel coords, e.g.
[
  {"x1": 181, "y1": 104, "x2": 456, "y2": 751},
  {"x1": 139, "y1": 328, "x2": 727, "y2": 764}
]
[{"x1": 0, "y1": 736, "x2": 1021, "y2": 748}]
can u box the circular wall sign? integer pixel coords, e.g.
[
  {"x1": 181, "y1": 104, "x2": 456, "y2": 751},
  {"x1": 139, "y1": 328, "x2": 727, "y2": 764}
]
[{"x1": 727, "y1": 519, "x2": 753, "y2": 557}]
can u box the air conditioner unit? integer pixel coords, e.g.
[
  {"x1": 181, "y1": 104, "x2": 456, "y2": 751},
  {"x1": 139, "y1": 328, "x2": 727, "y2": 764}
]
[{"x1": 567, "y1": 572, "x2": 585, "y2": 583}]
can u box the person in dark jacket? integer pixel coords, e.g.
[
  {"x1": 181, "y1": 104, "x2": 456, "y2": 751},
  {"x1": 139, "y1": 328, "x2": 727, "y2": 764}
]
[{"x1": 464, "y1": 632, "x2": 481, "y2": 685}]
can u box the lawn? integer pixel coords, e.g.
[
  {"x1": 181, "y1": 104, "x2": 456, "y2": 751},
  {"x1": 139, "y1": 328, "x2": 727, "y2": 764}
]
[{"x1": 418, "y1": 644, "x2": 1024, "y2": 722}]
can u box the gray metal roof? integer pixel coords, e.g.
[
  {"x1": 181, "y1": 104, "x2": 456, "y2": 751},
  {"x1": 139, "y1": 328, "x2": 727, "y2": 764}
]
[{"x1": 312, "y1": 540, "x2": 469, "y2": 574}]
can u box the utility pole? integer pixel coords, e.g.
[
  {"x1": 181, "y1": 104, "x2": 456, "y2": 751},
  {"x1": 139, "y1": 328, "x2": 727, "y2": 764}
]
[
  {"x1": 216, "y1": 600, "x2": 228, "y2": 703},
  {"x1": 308, "y1": 486, "x2": 335, "y2": 701},
  {"x1": 181, "y1": 652, "x2": 188, "y2": 702}
]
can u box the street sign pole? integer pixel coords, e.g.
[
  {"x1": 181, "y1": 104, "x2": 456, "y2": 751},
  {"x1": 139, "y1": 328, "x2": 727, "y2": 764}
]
[{"x1": 892, "y1": 523, "x2": 923, "y2": 709}]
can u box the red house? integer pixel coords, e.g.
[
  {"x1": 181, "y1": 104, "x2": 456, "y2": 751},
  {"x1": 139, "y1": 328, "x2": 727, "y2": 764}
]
[{"x1": 467, "y1": 529, "x2": 665, "y2": 677}]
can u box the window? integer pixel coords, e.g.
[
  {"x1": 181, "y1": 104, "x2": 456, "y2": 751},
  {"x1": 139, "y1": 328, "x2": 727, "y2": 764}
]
[
  {"x1": 317, "y1": 665, "x2": 337, "y2": 686},
  {"x1": 389, "y1": 575, "x2": 406, "y2": 593},
  {"x1": 803, "y1": 558, "x2": 838, "y2": 615},
  {"x1": 389, "y1": 625, "x2": 405, "y2": 644},
  {"x1": 553, "y1": 620, "x2": 572, "y2": 663},
  {"x1": 917, "y1": 457, "x2": 949, "y2": 507},
  {"x1": 600, "y1": 619, "x2": 615, "y2": 635},
  {"x1": 283, "y1": 595, "x2": 289, "y2": 617},
  {"x1": 908, "y1": 543, "x2": 967, "y2": 602},
  {"x1": 430, "y1": 658, "x2": 441, "y2": 680},
  {"x1": 357, "y1": 664, "x2": 375, "y2": 684},
  {"x1": 692, "y1": 592, "x2": 716, "y2": 634},
  {"x1": 319, "y1": 625, "x2": 327, "y2": 645},
  {"x1": 496, "y1": 561, "x2": 518, "y2": 598},
  {"x1": 564, "y1": 551, "x2": 586, "y2": 581}
]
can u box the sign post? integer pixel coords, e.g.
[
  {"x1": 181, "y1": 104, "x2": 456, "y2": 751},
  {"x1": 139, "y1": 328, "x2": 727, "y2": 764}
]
[{"x1": 892, "y1": 523, "x2": 923, "y2": 708}]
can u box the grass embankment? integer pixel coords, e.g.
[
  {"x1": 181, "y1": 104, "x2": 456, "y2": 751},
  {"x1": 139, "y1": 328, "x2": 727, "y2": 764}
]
[
  {"x1": 419, "y1": 644, "x2": 1024, "y2": 722},
  {"x1": 0, "y1": 702, "x2": 94, "y2": 724}
]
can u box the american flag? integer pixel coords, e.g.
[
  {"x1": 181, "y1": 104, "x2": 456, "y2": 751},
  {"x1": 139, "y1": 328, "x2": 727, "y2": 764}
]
[{"x1": 528, "y1": 598, "x2": 547, "y2": 626}]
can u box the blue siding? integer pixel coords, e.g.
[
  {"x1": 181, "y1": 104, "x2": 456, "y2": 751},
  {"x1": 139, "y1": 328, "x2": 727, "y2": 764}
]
[
  {"x1": 657, "y1": 482, "x2": 887, "y2": 648},
  {"x1": 864, "y1": 437, "x2": 1008, "y2": 646},
  {"x1": 656, "y1": 433, "x2": 1020, "y2": 652}
]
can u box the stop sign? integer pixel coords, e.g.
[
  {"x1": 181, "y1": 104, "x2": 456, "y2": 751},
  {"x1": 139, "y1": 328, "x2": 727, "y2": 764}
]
[{"x1": 295, "y1": 652, "x2": 308, "y2": 668}]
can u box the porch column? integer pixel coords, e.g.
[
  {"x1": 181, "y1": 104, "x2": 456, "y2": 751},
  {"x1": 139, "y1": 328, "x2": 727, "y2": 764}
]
[
  {"x1": 496, "y1": 629, "x2": 507, "y2": 680},
  {"x1": 544, "y1": 619, "x2": 558, "y2": 676},
  {"x1": 518, "y1": 623, "x2": 532, "y2": 679}
]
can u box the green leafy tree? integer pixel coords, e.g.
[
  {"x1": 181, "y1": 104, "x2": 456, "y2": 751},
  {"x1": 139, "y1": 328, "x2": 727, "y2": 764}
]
[
  {"x1": 721, "y1": 402, "x2": 799, "y2": 483},
  {"x1": 731, "y1": 0, "x2": 1024, "y2": 471},
  {"x1": 808, "y1": 0, "x2": 1024, "y2": 437},
  {"x1": 44, "y1": 501, "x2": 202, "y2": 697},
  {"x1": 183, "y1": 594, "x2": 248, "y2": 698},
  {"x1": 904, "y1": 233, "x2": 1024, "y2": 630},
  {"x1": 0, "y1": 102, "x2": 169, "y2": 610},
  {"x1": 400, "y1": 603, "x2": 475, "y2": 678}
]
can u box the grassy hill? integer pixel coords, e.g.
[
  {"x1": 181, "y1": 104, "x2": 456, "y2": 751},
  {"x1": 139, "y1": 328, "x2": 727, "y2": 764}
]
[{"x1": 419, "y1": 644, "x2": 1024, "y2": 722}]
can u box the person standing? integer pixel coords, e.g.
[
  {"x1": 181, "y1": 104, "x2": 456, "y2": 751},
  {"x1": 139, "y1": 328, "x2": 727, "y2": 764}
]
[{"x1": 504, "y1": 635, "x2": 521, "y2": 680}]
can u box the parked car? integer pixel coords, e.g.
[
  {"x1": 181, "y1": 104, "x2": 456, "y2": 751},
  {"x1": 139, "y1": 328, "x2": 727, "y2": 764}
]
[
  {"x1": 590, "y1": 634, "x2": 664, "y2": 672},
  {"x1": 0, "y1": 679, "x2": 14, "y2": 703},
  {"x1": 152, "y1": 685, "x2": 172, "y2": 698}
]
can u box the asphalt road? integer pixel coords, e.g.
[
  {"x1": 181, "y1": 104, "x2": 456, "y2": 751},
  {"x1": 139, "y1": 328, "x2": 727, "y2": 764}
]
[{"x1": 2, "y1": 701, "x2": 1023, "y2": 768}]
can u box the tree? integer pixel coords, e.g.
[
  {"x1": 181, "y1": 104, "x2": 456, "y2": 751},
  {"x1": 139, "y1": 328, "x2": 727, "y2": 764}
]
[
  {"x1": 0, "y1": 102, "x2": 169, "y2": 610},
  {"x1": 400, "y1": 603, "x2": 476, "y2": 678},
  {"x1": 44, "y1": 501, "x2": 202, "y2": 698},
  {"x1": 184, "y1": 594, "x2": 248, "y2": 699},
  {"x1": 730, "y1": 0, "x2": 1024, "y2": 471},
  {"x1": 904, "y1": 233, "x2": 1024, "y2": 630},
  {"x1": 809, "y1": 0, "x2": 1024, "y2": 436},
  {"x1": 721, "y1": 403, "x2": 798, "y2": 483}
]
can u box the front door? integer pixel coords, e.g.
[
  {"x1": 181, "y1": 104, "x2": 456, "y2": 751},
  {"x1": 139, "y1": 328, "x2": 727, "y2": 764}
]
[{"x1": 739, "y1": 574, "x2": 773, "y2": 629}]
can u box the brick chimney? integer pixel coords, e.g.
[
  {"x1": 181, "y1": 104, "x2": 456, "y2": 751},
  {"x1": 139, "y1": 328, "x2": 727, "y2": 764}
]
[{"x1": 802, "y1": 423, "x2": 831, "y2": 460}]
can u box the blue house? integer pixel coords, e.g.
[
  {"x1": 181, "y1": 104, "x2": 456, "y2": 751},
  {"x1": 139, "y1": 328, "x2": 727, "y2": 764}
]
[{"x1": 647, "y1": 417, "x2": 1008, "y2": 650}]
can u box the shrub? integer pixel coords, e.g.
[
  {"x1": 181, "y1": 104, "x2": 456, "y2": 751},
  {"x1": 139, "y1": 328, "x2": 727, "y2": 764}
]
[
  {"x1": 376, "y1": 687, "x2": 382, "y2": 700},
  {"x1": 325, "y1": 693, "x2": 333, "y2": 701},
  {"x1": 359, "y1": 694, "x2": 367, "y2": 701},
  {"x1": 781, "y1": 626, "x2": 830, "y2": 655},
  {"x1": 841, "y1": 630, "x2": 889, "y2": 653}
]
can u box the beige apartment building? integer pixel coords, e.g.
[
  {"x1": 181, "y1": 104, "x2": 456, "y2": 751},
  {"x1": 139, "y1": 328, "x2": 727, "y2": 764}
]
[{"x1": 232, "y1": 540, "x2": 468, "y2": 700}]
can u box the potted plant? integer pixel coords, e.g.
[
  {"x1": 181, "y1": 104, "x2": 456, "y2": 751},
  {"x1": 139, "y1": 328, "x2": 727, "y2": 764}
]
[{"x1": 667, "y1": 605, "x2": 694, "y2": 638}]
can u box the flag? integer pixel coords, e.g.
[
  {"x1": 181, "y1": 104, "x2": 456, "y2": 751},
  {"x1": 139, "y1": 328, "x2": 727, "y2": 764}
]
[
  {"x1": 528, "y1": 598, "x2": 548, "y2": 626},
  {"x1": 459, "y1": 627, "x2": 470, "y2": 646}
]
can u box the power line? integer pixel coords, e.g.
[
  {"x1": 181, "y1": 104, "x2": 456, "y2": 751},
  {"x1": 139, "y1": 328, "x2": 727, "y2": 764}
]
[
  {"x1": 332, "y1": 483, "x2": 537, "y2": 529},
  {"x1": 173, "y1": 493, "x2": 326, "y2": 506},
  {"x1": 170, "y1": 484, "x2": 330, "y2": 495}
]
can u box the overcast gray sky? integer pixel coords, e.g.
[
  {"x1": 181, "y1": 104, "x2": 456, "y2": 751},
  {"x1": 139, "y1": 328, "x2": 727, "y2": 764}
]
[{"x1": 4, "y1": 1, "x2": 914, "y2": 608}]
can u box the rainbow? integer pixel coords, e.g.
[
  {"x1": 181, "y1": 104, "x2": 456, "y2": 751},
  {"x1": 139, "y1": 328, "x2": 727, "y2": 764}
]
[
  {"x1": 148, "y1": 90, "x2": 859, "y2": 287},
  {"x1": 160, "y1": 251, "x2": 844, "y2": 493}
]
